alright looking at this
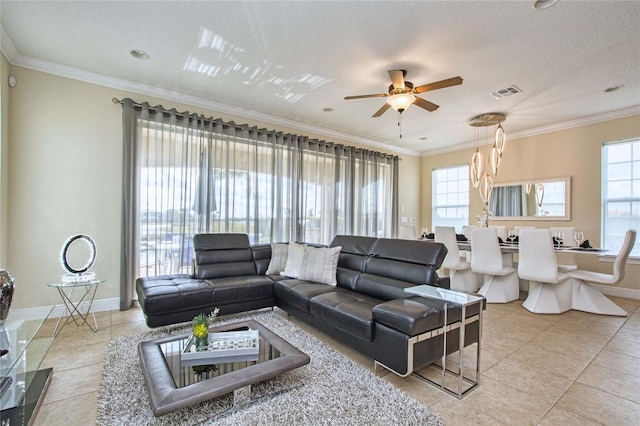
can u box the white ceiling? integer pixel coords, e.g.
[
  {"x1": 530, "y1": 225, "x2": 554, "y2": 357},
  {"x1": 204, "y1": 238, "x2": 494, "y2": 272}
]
[{"x1": 2, "y1": 1, "x2": 639, "y2": 155}]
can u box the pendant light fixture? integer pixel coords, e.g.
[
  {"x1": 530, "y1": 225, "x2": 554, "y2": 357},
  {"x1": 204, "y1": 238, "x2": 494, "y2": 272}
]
[{"x1": 468, "y1": 112, "x2": 507, "y2": 206}]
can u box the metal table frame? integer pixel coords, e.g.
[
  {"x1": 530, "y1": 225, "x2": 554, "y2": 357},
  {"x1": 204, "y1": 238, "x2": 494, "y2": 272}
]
[
  {"x1": 403, "y1": 284, "x2": 484, "y2": 398},
  {"x1": 47, "y1": 279, "x2": 104, "y2": 335}
]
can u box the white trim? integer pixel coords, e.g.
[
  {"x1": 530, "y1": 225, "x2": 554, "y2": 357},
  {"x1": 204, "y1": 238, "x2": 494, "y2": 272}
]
[
  {"x1": 0, "y1": 26, "x2": 18, "y2": 62},
  {"x1": 6, "y1": 297, "x2": 121, "y2": 321},
  {"x1": 4, "y1": 24, "x2": 637, "y2": 159},
  {"x1": 422, "y1": 106, "x2": 640, "y2": 156},
  {"x1": 591, "y1": 284, "x2": 640, "y2": 301},
  {"x1": 0, "y1": 26, "x2": 418, "y2": 157}
]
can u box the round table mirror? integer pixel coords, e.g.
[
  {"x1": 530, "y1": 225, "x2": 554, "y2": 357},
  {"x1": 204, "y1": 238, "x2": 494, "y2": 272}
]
[{"x1": 60, "y1": 234, "x2": 97, "y2": 281}]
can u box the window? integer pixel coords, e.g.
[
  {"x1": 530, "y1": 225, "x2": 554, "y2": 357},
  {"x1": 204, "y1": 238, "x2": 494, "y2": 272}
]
[
  {"x1": 432, "y1": 165, "x2": 469, "y2": 232},
  {"x1": 602, "y1": 139, "x2": 640, "y2": 257},
  {"x1": 122, "y1": 100, "x2": 399, "y2": 283}
]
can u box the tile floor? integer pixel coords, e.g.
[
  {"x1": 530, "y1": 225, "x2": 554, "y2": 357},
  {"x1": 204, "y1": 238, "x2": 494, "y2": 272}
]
[{"x1": 32, "y1": 295, "x2": 640, "y2": 425}]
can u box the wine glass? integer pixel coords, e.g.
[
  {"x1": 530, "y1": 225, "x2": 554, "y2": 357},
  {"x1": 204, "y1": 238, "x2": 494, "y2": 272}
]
[
  {"x1": 555, "y1": 231, "x2": 564, "y2": 247},
  {"x1": 574, "y1": 230, "x2": 584, "y2": 247},
  {"x1": 507, "y1": 229, "x2": 516, "y2": 245}
]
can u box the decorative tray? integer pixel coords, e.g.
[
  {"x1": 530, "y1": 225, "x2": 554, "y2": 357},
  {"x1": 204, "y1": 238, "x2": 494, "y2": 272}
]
[{"x1": 181, "y1": 329, "x2": 260, "y2": 366}]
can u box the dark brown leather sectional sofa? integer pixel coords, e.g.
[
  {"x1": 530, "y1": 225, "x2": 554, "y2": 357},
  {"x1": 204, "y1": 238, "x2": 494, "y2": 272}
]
[{"x1": 136, "y1": 233, "x2": 484, "y2": 376}]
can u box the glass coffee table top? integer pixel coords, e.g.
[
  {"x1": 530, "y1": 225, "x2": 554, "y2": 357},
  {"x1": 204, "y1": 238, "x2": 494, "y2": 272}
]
[
  {"x1": 160, "y1": 325, "x2": 283, "y2": 389},
  {"x1": 138, "y1": 319, "x2": 310, "y2": 417}
]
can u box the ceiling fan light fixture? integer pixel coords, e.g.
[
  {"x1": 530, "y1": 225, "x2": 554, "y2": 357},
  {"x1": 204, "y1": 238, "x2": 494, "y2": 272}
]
[
  {"x1": 532, "y1": 0, "x2": 558, "y2": 10},
  {"x1": 386, "y1": 93, "x2": 416, "y2": 112}
]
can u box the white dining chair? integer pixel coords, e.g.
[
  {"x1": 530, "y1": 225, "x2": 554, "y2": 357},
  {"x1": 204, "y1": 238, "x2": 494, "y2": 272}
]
[
  {"x1": 513, "y1": 226, "x2": 535, "y2": 237},
  {"x1": 550, "y1": 226, "x2": 577, "y2": 272},
  {"x1": 470, "y1": 227, "x2": 519, "y2": 303},
  {"x1": 568, "y1": 229, "x2": 636, "y2": 316},
  {"x1": 435, "y1": 226, "x2": 478, "y2": 292},
  {"x1": 399, "y1": 223, "x2": 417, "y2": 240},
  {"x1": 518, "y1": 229, "x2": 572, "y2": 314},
  {"x1": 489, "y1": 225, "x2": 507, "y2": 241}
]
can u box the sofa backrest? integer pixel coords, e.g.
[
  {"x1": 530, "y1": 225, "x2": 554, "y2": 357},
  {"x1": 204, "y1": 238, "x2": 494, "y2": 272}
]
[
  {"x1": 329, "y1": 235, "x2": 378, "y2": 291},
  {"x1": 251, "y1": 243, "x2": 272, "y2": 275},
  {"x1": 357, "y1": 238, "x2": 447, "y2": 300},
  {"x1": 193, "y1": 233, "x2": 257, "y2": 279}
]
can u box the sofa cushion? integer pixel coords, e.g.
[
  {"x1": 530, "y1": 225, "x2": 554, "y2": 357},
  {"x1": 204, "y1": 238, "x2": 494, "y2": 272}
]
[
  {"x1": 298, "y1": 245, "x2": 341, "y2": 286},
  {"x1": 372, "y1": 296, "x2": 463, "y2": 336},
  {"x1": 281, "y1": 242, "x2": 306, "y2": 278},
  {"x1": 274, "y1": 279, "x2": 336, "y2": 313},
  {"x1": 135, "y1": 274, "x2": 213, "y2": 316},
  {"x1": 309, "y1": 289, "x2": 381, "y2": 340},
  {"x1": 204, "y1": 275, "x2": 275, "y2": 303},
  {"x1": 266, "y1": 243, "x2": 288, "y2": 274}
]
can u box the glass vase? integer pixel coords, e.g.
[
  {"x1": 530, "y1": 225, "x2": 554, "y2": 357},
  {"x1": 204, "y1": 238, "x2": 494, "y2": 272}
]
[{"x1": 195, "y1": 333, "x2": 209, "y2": 351}]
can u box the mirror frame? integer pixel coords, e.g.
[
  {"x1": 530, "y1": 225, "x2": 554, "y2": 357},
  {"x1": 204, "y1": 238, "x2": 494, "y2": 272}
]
[{"x1": 491, "y1": 176, "x2": 571, "y2": 221}]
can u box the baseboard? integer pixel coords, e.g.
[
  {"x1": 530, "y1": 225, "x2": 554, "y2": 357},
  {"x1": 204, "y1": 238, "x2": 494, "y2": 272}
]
[
  {"x1": 592, "y1": 285, "x2": 640, "y2": 300},
  {"x1": 7, "y1": 297, "x2": 121, "y2": 321}
]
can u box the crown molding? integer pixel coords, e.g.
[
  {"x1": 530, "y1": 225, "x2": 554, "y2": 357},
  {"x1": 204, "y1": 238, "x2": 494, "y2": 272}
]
[
  {"x1": 0, "y1": 25, "x2": 18, "y2": 62},
  {"x1": 421, "y1": 105, "x2": 640, "y2": 157},
  {"x1": 0, "y1": 28, "x2": 419, "y2": 157}
]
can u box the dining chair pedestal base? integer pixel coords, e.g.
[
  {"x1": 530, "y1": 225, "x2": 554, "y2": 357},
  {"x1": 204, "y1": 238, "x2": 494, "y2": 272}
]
[
  {"x1": 449, "y1": 268, "x2": 479, "y2": 293},
  {"x1": 522, "y1": 279, "x2": 571, "y2": 314},
  {"x1": 477, "y1": 272, "x2": 519, "y2": 303},
  {"x1": 571, "y1": 279, "x2": 627, "y2": 317}
]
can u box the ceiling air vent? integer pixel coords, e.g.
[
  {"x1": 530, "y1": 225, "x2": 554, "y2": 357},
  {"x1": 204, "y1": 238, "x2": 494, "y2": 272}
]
[{"x1": 489, "y1": 85, "x2": 522, "y2": 100}]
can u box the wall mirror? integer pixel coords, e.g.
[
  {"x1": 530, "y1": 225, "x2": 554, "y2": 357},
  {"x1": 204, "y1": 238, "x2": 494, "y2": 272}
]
[{"x1": 489, "y1": 177, "x2": 571, "y2": 220}]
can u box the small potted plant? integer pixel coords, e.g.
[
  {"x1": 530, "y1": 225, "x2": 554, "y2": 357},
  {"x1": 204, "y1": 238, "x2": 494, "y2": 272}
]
[{"x1": 192, "y1": 307, "x2": 220, "y2": 351}]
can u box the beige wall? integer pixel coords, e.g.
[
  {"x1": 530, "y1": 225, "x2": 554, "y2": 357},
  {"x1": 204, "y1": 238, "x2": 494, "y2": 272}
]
[
  {"x1": 3, "y1": 64, "x2": 419, "y2": 310},
  {"x1": 421, "y1": 115, "x2": 640, "y2": 290}
]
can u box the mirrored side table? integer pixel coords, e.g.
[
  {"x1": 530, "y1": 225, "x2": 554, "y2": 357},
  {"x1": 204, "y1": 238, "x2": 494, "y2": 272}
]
[
  {"x1": 47, "y1": 279, "x2": 104, "y2": 336},
  {"x1": 1, "y1": 307, "x2": 56, "y2": 425}
]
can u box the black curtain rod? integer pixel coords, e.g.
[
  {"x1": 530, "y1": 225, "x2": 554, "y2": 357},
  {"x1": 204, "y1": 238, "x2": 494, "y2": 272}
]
[{"x1": 112, "y1": 97, "x2": 399, "y2": 160}]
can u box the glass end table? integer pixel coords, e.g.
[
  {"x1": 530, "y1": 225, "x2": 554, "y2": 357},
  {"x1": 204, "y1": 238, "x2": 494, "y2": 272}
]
[{"x1": 47, "y1": 279, "x2": 104, "y2": 335}]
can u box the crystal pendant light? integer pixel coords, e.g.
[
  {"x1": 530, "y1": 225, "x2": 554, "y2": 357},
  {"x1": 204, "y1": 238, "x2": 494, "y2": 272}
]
[
  {"x1": 479, "y1": 174, "x2": 493, "y2": 205},
  {"x1": 488, "y1": 144, "x2": 501, "y2": 176},
  {"x1": 469, "y1": 113, "x2": 506, "y2": 203},
  {"x1": 470, "y1": 148, "x2": 484, "y2": 188},
  {"x1": 524, "y1": 183, "x2": 533, "y2": 195},
  {"x1": 494, "y1": 124, "x2": 506, "y2": 155}
]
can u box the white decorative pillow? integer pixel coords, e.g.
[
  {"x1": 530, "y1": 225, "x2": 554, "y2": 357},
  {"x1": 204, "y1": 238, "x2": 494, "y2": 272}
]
[
  {"x1": 298, "y1": 246, "x2": 342, "y2": 286},
  {"x1": 266, "y1": 243, "x2": 289, "y2": 275},
  {"x1": 280, "y1": 242, "x2": 306, "y2": 278}
]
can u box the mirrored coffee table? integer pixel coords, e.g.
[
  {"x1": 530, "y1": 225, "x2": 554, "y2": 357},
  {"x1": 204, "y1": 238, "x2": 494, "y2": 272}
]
[{"x1": 138, "y1": 319, "x2": 310, "y2": 417}]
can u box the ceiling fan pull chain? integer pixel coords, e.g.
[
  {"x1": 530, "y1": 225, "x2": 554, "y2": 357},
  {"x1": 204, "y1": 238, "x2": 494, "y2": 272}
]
[{"x1": 398, "y1": 110, "x2": 403, "y2": 138}]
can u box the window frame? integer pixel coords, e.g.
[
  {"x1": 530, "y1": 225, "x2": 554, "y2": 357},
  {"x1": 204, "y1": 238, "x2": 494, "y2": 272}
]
[
  {"x1": 431, "y1": 164, "x2": 470, "y2": 232},
  {"x1": 601, "y1": 138, "x2": 639, "y2": 259}
]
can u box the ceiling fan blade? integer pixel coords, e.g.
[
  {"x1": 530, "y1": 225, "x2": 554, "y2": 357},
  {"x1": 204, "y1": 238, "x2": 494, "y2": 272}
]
[
  {"x1": 414, "y1": 97, "x2": 439, "y2": 112},
  {"x1": 388, "y1": 70, "x2": 406, "y2": 89},
  {"x1": 344, "y1": 93, "x2": 388, "y2": 100},
  {"x1": 372, "y1": 103, "x2": 392, "y2": 117},
  {"x1": 413, "y1": 76, "x2": 463, "y2": 94}
]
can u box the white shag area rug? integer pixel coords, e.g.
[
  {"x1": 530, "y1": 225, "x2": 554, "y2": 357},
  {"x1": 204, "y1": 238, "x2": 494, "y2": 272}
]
[{"x1": 96, "y1": 310, "x2": 444, "y2": 425}]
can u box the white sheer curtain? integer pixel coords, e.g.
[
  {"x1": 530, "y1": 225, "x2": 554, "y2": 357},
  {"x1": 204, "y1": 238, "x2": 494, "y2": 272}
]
[{"x1": 120, "y1": 99, "x2": 398, "y2": 308}]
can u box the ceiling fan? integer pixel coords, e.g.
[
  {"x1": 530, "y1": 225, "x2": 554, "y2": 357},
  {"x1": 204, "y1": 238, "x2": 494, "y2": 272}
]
[{"x1": 344, "y1": 70, "x2": 463, "y2": 118}]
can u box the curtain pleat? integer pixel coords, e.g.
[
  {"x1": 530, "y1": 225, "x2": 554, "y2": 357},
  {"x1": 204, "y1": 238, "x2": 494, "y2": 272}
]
[{"x1": 119, "y1": 99, "x2": 399, "y2": 309}]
